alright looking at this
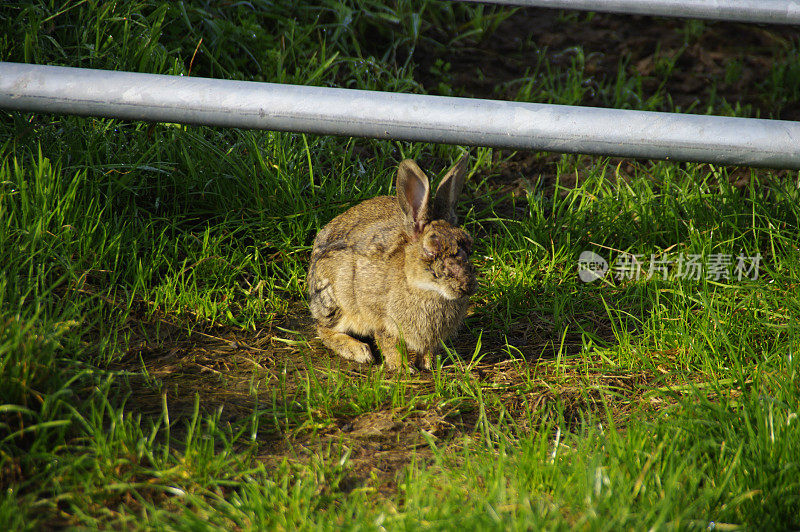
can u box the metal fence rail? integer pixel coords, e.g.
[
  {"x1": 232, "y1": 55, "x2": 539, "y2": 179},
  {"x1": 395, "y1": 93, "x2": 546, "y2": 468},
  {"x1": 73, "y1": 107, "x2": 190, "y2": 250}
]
[
  {"x1": 462, "y1": 0, "x2": 800, "y2": 25},
  {"x1": 2, "y1": 63, "x2": 798, "y2": 169}
]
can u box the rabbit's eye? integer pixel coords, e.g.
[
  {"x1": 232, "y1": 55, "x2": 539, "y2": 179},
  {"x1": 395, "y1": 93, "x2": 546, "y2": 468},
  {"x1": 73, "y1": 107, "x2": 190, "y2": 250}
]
[
  {"x1": 423, "y1": 234, "x2": 440, "y2": 258},
  {"x1": 457, "y1": 247, "x2": 469, "y2": 260},
  {"x1": 423, "y1": 242, "x2": 437, "y2": 258}
]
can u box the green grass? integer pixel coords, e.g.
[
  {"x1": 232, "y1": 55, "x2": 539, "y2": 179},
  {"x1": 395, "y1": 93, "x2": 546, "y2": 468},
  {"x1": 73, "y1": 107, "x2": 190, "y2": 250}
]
[{"x1": 2, "y1": 1, "x2": 800, "y2": 529}]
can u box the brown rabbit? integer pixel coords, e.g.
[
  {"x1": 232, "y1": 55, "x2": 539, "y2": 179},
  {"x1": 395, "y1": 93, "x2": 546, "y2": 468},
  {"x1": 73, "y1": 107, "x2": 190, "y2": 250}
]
[{"x1": 307, "y1": 156, "x2": 476, "y2": 371}]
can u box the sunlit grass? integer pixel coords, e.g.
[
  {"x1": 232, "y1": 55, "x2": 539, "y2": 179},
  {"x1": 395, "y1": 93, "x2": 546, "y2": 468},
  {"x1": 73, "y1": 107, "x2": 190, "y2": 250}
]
[{"x1": 2, "y1": 0, "x2": 799, "y2": 529}]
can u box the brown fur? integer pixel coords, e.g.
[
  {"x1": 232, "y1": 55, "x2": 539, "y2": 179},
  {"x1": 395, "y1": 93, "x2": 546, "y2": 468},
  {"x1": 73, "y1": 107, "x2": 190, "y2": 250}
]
[{"x1": 307, "y1": 157, "x2": 476, "y2": 371}]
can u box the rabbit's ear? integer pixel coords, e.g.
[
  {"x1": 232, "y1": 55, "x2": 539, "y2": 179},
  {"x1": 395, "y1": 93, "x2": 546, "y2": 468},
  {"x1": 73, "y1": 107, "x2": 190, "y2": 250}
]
[
  {"x1": 397, "y1": 159, "x2": 431, "y2": 234},
  {"x1": 433, "y1": 155, "x2": 468, "y2": 225}
]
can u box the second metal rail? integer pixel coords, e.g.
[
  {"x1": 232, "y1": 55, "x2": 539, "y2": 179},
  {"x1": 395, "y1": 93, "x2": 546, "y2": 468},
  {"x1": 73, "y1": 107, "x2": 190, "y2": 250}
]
[{"x1": 461, "y1": 0, "x2": 800, "y2": 25}]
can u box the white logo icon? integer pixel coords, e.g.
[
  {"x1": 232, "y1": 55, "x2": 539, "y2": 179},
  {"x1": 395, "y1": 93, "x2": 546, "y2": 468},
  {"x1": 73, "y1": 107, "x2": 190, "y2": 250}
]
[{"x1": 578, "y1": 251, "x2": 608, "y2": 283}]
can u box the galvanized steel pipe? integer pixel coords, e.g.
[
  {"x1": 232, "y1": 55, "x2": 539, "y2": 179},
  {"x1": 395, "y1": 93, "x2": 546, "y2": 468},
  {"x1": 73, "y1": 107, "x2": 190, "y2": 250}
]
[
  {"x1": 1, "y1": 62, "x2": 799, "y2": 169},
  {"x1": 462, "y1": 0, "x2": 800, "y2": 25}
]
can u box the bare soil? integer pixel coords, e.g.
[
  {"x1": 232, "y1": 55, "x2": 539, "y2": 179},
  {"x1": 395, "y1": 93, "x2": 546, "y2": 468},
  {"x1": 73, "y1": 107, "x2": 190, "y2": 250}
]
[{"x1": 111, "y1": 297, "x2": 670, "y2": 495}]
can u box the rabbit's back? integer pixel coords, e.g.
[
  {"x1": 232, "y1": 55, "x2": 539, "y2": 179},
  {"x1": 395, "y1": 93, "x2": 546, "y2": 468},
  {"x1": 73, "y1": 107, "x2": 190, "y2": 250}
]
[
  {"x1": 308, "y1": 196, "x2": 406, "y2": 329},
  {"x1": 312, "y1": 196, "x2": 404, "y2": 259}
]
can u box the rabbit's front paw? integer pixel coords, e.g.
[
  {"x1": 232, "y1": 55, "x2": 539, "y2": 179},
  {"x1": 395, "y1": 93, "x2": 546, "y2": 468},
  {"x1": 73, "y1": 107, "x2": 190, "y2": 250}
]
[
  {"x1": 415, "y1": 353, "x2": 434, "y2": 372},
  {"x1": 376, "y1": 336, "x2": 418, "y2": 373}
]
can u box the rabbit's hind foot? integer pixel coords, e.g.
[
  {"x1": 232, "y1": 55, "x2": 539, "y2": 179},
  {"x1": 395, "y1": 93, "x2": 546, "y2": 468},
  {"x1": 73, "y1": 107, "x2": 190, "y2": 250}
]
[{"x1": 317, "y1": 326, "x2": 374, "y2": 364}]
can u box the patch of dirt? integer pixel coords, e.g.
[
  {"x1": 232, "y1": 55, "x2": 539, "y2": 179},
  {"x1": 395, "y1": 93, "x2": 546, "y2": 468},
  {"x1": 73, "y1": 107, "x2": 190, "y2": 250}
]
[{"x1": 102, "y1": 293, "x2": 674, "y2": 499}]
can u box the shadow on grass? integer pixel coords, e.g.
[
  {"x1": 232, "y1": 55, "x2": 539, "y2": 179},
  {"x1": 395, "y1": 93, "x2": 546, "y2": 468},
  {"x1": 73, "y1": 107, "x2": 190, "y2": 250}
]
[
  {"x1": 460, "y1": 281, "x2": 654, "y2": 363},
  {"x1": 97, "y1": 278, "x2": 670, "y2": 488}
]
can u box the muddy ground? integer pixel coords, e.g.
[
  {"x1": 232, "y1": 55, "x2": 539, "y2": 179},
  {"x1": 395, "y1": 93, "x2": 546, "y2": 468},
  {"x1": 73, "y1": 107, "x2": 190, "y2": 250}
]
[{"x1": 112, "y1": 8, "x2": 795, "y2": 494}]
